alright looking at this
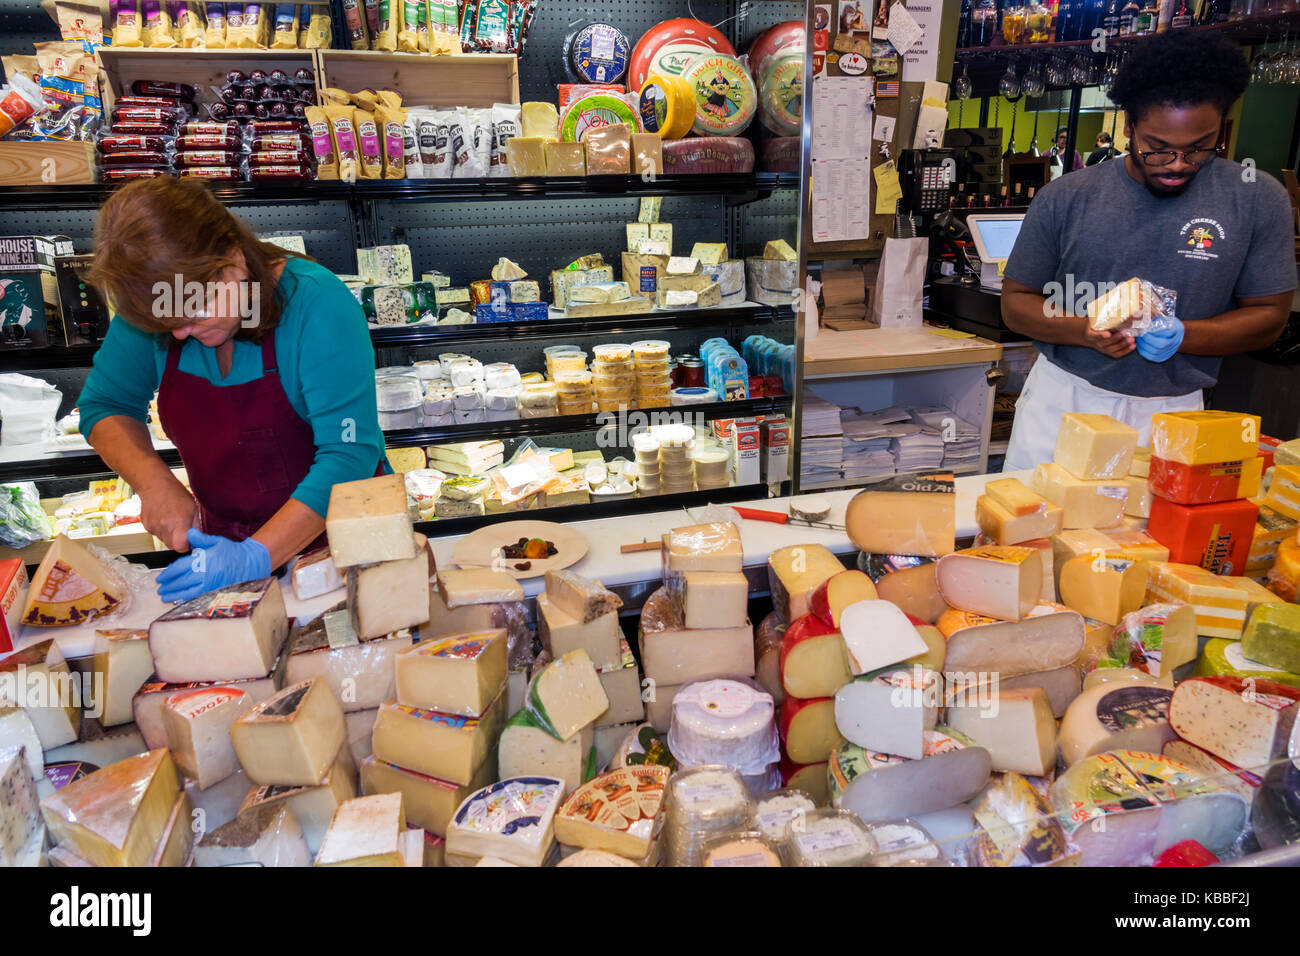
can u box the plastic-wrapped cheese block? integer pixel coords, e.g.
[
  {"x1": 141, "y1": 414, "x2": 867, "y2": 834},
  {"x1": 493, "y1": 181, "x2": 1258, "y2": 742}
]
[
  {"x1": 0, "y1": 639, "x2": 80, "y2": 749},
  {"x1": 1151, "y1": 410, "x2": 1261, "y2": 467},
  {"x1": 1149, "y1": 454, "x2": 1263, "y2": 506},
  {"x1": 92, "y1": 629, "x2": 153, "y2": 728},
  {"x1": 162, "y1": 687, "x2": 252, "y2": 790},
  {"x1": 1032, "y1": 462, "x2": 1129, "y2": 529},
  {"x1": 554, "y1": 765, "x2": 669, "y2": 860},
  {"x1": 39, "y1": 749, "x2": 181, "y2": 867},
  {"x1": 315, "y1": 792, "x2": 406, "y2": 867},
  {"x1": 546, "y1": 140, "x2": 586, "y2": 175},
  {"x1": 1147, "y1": 496, "x2": 1257, "y2": 574},
  {"x1": 972, "y1": 771, "x2": 1077, "y2": 867},
  {"x1": 1076, "y1": 602, "x2": 1196, "y2": 680},
  {"x1": 370, "y1": 688, "x2": 506, "y2": 786},
  {"x1": 947, "y1": 688, "x2": 1056, "y2": 776},
  {"x1": 669, "y1": 679, "x2": 779, "y2": 774},
  {"x1": 845, "y1": 476, "x2": 955, "y2": 558},
  {"x1": 1057, "y1": 555, "x2": 1149, "y2": 626},
  {"x1": 498, "y1": 710, "x2": 594, "y2": 797},
  {"x1": 22, "y1": 535, "x2": 126, "y2": 628},
  {"x1": 394, "y1": 630, "x2": 508, "y2": 718},
  {"x1": 580, "y1": 123, "x2": 632, "y2": 174},
  {"x1": 436, "y1": 568, "x2": 524, "y2": 607},
  {"x1": 663, "y1": 521, "x2": 743, "y2": 574},
  {"x1": 779, "y1": 613, "x2": 849, "y2": 699},
  {"x1": 193, "y1": 802, "x2": 312, "y2": 867},
  {"x1": 240, "y1": 751, "x2": 356, "y2": 854},
  {"x1": 285, "y1": 608, "x2": 413, "y2": 714},
  {"x1": 833, "y1": 666, "x2": 939, "y2": 760},
  {"x1": 1146, "y1": 562, "x2": 1282, "y2": 639},
  {"x1": 639, "y1": 586, "x2": 754, "y2": 686},
  {"x1": 325, "y1": 474, "x2": 416, "y2": 569},
  {"x1": 230, "y1": 676, "x2": 346, "y2": 786},
  {"x1": 545, "y1": 570, "x2": 622, "y2": 623},
  {"x1": 662, "y1": 136, "x2": 754, "y2": 173},
  {"x1": 1053, "y1": 413, "x2": 1139, "y2": 479},
  {"x1": 1264, "y1": 464, "x2": 1300, "y2": 522},
  {"x1": 447, "y1": 776, "x2": 565, "y2": 867},
  {"x1": 859, "y1": 554, "x2": 947, "y2": 625},
  {"x1": 0, "y1": 746, "x2": 40, "y2": 864},
  {"x1": 148, "y1": 576, "x2": 289, "y2": 684},
  {"x1": 291, "y1": 547, "x2": 344, "y2": 601},
  {"x1": 768, "y1": 543, "x2": 845, "y2": 622},
  {"x1": 754, "y1": 611, "x2": 788, "y2": 705},
  {"x1": 360, "y1": 756, "x2": 493, "y2": 837},
  {"x1": 838, "y1": 600, "x2": 928, "y2": 675},
  {"x1": 938, "y1": 602, "x2": 1085, "y2": 678},
  {"x1": 1168, "y1": 675, "x2": 1299, "y2": 768},
  {"x1": 828, "y1": 729, "x2": 992, "y2": 823},
  {"x1": 976, "y1": 493, "x2": 1063, "y2": 546},
  {"x1": 784, "y1": 808, "x2": 875, "y2": 866},
  {"x1": 346, "y1": 533, "x2": 434, "y2": 639},
  {"x1": 779, "y1": 695, "x2": 842, "y2": 764},
  {"x1": 1059, "y1": 682, "x2": 1175, "y2": 766},
  {"x1": 1161, "y1": 740, "x2": 1262, "y2": 805},
  {"x1": 1195, "y1": 637, "x2": 1300, "y2": 689}
]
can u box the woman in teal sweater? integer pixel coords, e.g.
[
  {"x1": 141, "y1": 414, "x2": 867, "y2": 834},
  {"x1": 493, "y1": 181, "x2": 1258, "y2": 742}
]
[{"x1": 79, "y1": 177, "x2": 386, "y2": 602}]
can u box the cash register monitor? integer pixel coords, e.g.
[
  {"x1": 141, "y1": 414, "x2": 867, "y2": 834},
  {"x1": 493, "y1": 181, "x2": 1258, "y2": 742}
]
[{"x1": 965, "y1": 213, "x2": 1026, "y2": 291}]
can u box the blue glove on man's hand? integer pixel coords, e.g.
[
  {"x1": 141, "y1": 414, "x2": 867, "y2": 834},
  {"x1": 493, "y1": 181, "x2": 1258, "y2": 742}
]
[
  {"x1": 1136, "y1": 317, "x2": 1185, "y2": 362},
  {"x1": 157, "y1": 529, "x2": 272, "y2": 604}
]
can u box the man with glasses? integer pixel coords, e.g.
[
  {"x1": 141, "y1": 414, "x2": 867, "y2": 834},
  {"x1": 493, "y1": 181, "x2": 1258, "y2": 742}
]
[{"x1": 999, "y1": 30, "x2": 1294, "y2": 470}]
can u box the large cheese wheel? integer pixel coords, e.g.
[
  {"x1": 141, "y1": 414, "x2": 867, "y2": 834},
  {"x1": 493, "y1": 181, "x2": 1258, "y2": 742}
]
[
  {"x1": 778, "y1": 613, "x2": 849, "y2": 699},
  {"x1": 638, "y1": 74, "x2": 695, "y2": 139},
  {"x1": 747, "y1": 20, "x2": 805, "y2": 82},
  {"x1": 661, "y1": 136, "x2": 754, "y2": 174},
  {"x1": 778, "y1": 695, "x2": 842, "y2": 764},
  {"x1": 1059, "y1": 682, "x2": 1175, "y2": 766},
  {"x1": 938, "y1": 602, "x2": 1085, "y2": 678},
  {"x1": 758, "y1": 49, "x2": 803, "y2": 137},
  {"x1": 682, "y1": 53, "x2": 757, "y2": 137},
  {"x1": 1167, "y1": 675, "x2": 1299, "y2": 769},
  {"x1": 628, "y1": 18, "x2": 735, "y2": 91}
]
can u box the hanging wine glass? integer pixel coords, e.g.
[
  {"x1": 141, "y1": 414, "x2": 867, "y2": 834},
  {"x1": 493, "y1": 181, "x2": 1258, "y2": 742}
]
[
  {"x1": 1069, "y1": 54, "x2": 1091, "y2": 86},
  {"x1": 1023, "y1": 57, "x2": 1046, "y2": 97},
  {"x1": 1251, "y1": 31, "x2": 1272, "y2": 84},
  {"x1": 999, "y1": 60, "x2": 1021, "y2": 99},
  {"x1": 955, "y1": 60, "x2": 973, "y2": 100},
  {"x1": 1046, "y1": 54, "x2": 1068, "y2": 87}
]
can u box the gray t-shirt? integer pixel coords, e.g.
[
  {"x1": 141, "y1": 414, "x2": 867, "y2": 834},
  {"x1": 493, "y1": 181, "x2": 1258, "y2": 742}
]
[{"x1": 1004, "y1": 156, "x2": 1296, "y2": 396}]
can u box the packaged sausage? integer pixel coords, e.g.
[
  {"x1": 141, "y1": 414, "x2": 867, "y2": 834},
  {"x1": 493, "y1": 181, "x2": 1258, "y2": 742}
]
[
  {"x1": 489, "y1": 101, "x2": 519, "y2": 178},
  {"x1": 246, "y1": 120, "x2": 304, "y2": 136},
  {"x1": 374, "y1": 89, "x2": 405, "y2": 179},
  {"x1": 324, "y1": 101, "x2": 360, "y2": 182},
  {"x1": 299, "y1": 3, "x2": 332, "y2": 48},
  {"x1": 143, "y1": 0, "x2": 177, "y2": 46},
  {"x1": 416, "y1": 0, "x2": 429, "y2": 51},
  {"x1": 116, "y1": 96, "x2": 192, "y2": 115},
  {"x1": 270, "y1": 2, "x2": 298, "y2": 47},
  {"x1": 112, "y1": 106, "x2": 184, "y2": 127},
  {"x1": 401, "y1": 110, "x2": 422, "y2": 177},
  {"x1": 249, "y1": 149, "x2": 306, "y2": 165},
  {"x1": 416, "y1": 108, "x2": 454, "y2": 178},
  {"x1": 115, "y1": 0, "x2": 144, "y2": 46},
  {"x1": 454, "y1": 107, "x2": 492, "y2": 178},
  {"x1": 353, "y1": 106, "x2": 383, "y2": 179},
  {"x1": 236, "y1": 3, "x2": 267, "y2": 47},
  {"x1": 98, "y1": 134, "x2": 170, "y2": 154},
  {"x1": 175, "y1": 149, "x2": 242, "y2": 167},
  {"x1": 177, "y1": 165, "x2": 241, "y2": 180},
  {"x1": 250, "y1": 163, "x2": 311, "y2": 180},
  {"x1": 374, "y1": 0, "x2": 398, "y2": 50},
  {"x1": 251, "y1": 133, "x2": 308, "y2": 151},
  {"x1": 102, "y1": 167, "x2": 169, "y2": 181},
  {"x1": 100, "y1": 151, "x2": 172, "y2": 168},
  {"x1": 203, "y1": 1, "x2": 226, "y2": 45},
  {"x1": 427, "y1": 0, "x2": 459, "y2": 53},
  {"x1": 225, "y1": 2, "x2": 245, "y2": 43},
  {"x1": 398, "y1": 0, "x2": 420, "y2": 51},
  {"x1": 304, "y1": 105, "x2": 337, "y2": 179},
  {"x1": 342, "y1": 0, "x2": 367, "y2": 48},
  {"x1": 175, "y1": 132, "x2": 243, "y2": 151},
  {"x1": 176, "y1": 2, "x2": 205, "y2": 46},
  {"x1": 363, "y1": 0, "x2": 379, "y2": 35},
  {"x1": 109, "y1": 122, "x2": 177, "y2": 137},
  {"x1": 181, "y1": 120, "x2": 239, "y2": 136}
]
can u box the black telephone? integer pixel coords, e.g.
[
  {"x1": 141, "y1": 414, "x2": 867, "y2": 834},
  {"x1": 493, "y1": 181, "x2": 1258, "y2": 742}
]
[{"x1": 897, "y1": 148, "x2": 955, "y2": 217}]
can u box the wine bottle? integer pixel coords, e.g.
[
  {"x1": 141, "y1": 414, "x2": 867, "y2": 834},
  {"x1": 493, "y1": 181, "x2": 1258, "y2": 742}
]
[
  {"x1": 1102, "y1": 0, "x2": 1121, "y2": 35},
  {"x1": 958, "y1": 0, "x2": 973, "y2": 47},
  {"x1": 1171, "y1": 0, "x2": 1192, "y2": 26}
]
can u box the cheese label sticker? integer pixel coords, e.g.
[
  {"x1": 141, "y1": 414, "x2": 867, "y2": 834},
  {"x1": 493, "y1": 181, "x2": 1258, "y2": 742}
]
[
  {"x1": 710, "y1": 848, "x2": 776, "y2": 867},
  {"x1": 1095, "y1": 685, "x2": 1172, "y2": 734},
  {"x1": 684, "y1": 54, "x2": 757, "y2": 136},
  {"x1": 965, "y1": 545, "x2": 1035, "y2": 566},
  {"x1": 396, "y1": 704, "x2": 479, "y2": 730},
  {"x1": 794, "y1": 826, "x2": 860, "y2": 854},
  {"x1": 675, "y1": 780, "x2": 743, "y2": 807},
  {"x1": 652, "y1": 39, "x2": 713, "y2": 77},
  {"x1": 422, "y1": 635, "x2": 492, "y2": 660},
  {"x1": 37, "y1": 561, "x2": 98, "y2": 603}
]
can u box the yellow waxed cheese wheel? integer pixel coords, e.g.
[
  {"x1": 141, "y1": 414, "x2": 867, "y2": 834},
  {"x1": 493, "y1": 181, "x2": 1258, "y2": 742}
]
[{"x1": 638, "y1": 73, "x2": 696, "y2": 139}]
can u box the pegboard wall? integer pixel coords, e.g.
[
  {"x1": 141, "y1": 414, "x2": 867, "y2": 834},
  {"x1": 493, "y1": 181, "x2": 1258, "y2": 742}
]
[{"x1": 0, "y1": 1, "x2": 57, "y2": 64}]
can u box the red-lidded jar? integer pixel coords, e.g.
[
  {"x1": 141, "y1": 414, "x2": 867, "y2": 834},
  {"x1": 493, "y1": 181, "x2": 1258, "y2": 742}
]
[{"x1": 677, "y1": 356, "x2": 705, "y2": 388}]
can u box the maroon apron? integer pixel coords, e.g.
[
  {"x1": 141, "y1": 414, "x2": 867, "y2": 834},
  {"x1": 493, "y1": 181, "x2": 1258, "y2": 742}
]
[{"x1": 156, "y1": 329, "x2": 327, "y2": 549}]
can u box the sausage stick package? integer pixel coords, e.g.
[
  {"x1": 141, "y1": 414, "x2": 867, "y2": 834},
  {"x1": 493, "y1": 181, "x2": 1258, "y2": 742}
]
[
  {"x1": 305, "y1": 105, "x2": 338, "y2": 179},
  {"x1": 402, "y1": 110, "x2": 422, "y2": 177},
  {"x1": 115, "y1": 0, "x2": 144, "y2": 45},
  {"x1": 143, "y1": 0, "x2": 178, "y2": 47},
  {"x1": 374, "y1": 0, "x2": 398, "y2": 50},
  {"x1": 398, "y1": 0, "x2": 421, "y2": 51},
  {"x1": 203, "y1": 1, "x2": 226, "y2": 45},
  {"x1": 342, "y1": 0, "x2": 367, "y2": 48},
  {"x1": 324, "y1": 101, "x2": 360, "y2": 182},
  {"x1": 299, "y1": 2, "x2": 332, "y2": 47},
  {"x1": 374, "y1": 90, "x2": 406, "y2": 179}
]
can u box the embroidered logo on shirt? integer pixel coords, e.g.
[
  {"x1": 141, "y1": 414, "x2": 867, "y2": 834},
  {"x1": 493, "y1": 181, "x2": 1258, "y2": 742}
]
[{"x1": 1178, "y1": 218, "x2": 1224, "y2": 261}]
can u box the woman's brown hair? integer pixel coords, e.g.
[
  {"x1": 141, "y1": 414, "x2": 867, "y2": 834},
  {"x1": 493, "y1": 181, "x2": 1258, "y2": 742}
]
[{"x1": 88, "y1": 176, "x2": 309, "y2": 343}]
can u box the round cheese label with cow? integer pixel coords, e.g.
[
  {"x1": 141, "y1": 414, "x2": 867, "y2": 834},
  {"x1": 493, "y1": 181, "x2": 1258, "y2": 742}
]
[{"x1": 682, "y1": 53, "x2": 757, "y2": 137}]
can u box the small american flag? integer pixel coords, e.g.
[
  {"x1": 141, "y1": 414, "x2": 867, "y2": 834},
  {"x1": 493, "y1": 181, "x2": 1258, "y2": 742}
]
[{"x1": 876, "y1": 80, "x2": 899, "y2": 97}]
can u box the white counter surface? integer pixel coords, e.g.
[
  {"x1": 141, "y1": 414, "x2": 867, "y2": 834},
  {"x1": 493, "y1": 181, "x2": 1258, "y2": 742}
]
[{"x1": 15, "y1": 470, "x2": 1019, "y2": 661}]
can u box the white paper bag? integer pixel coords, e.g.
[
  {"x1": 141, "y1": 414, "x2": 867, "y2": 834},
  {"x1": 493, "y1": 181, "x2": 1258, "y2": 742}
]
[
  {"x1": 0, "y1": 373, "x2": 61, "y2": 447},
  {"x1": 871, "y1": 238, "x2": 928, "y2": 328}
]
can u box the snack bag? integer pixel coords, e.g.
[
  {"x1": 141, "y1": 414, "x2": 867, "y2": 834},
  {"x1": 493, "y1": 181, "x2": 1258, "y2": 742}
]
[
  {"x1": 115, "y1": 0, "x2": 144, "y2": 45},
  {"x1": 375, "y1": 90, "x2": 406, "y2": 179},
  {"x1": 270, "y1": 2, "x2": 298, "y2": 47},
  {"x1": 324, "y1": 101, "x2": 360, "y2": 182},
  {"x1": 305, "y1": 104, "x2": 338, "y2": 179},
  {"x1": 203, "y1": 1, "x2": 226, "y2": 45}
]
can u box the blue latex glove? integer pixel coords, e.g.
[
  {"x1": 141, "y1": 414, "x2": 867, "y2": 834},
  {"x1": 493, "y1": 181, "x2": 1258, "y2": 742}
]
[
  {"x1": 157, "y1": 529, "x2": 272, "y2": 604},
  {"x1": 1136, "y1": 317, "x2": 1185, "y2": 362}
]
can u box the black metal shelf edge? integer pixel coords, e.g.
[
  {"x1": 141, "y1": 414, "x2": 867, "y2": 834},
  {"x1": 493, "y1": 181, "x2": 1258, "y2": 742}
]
[
  {"x1": 382, "y1": 395, "x2": 794, "y2": 446},
  {"x1": 0, "y1": 173, "x2": 800, "y2": 209},
  {"x1": 370, "y1": 304, "x2": 796, "y2": 347},
  {"x1": 0, "y1": 448, "x2": 182, "y2": 484}
]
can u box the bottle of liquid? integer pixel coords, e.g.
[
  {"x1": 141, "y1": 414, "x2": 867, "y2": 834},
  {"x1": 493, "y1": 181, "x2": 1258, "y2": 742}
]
[
  {"x1": 1119, "y1": 0, "x2": 1140, "y2": 32},
  {"x1": 971, "y1": 0, "x2": 999, "y2": 45},
  {"x1": 958, "y1": 0, "x2": 973, "y2": 46},
  {"x1": 1102, "y1": 0, "x2": 1121, "y2": 33},
  {"x1": 1156, "y1": 0, "x2": 1173, "y2": 30},
  {"x1": 1083, "y1": 0, "x2": 1108, "y2": 37},
  {"x1": 1014, "y1": 182, "x2": 1025, "y2": 205},
  {"x1": 1171, "y1": 0, "x2": 1192, "y2": 25},
  {"x1": 1054, "y1": 0, "x2": 1074, "y2": 40},
  {"x1": 1027, "y1": 186, "x2": 1036, "y2": 201}
]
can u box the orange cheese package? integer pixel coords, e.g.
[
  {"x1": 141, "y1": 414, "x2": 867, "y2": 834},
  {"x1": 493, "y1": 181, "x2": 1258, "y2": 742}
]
[
  {"x1": 581, "y1": 123, "x2": 632, "y2": 174},
  {"x1": 1147, "y1": 496, "x2": 1258, "y2": 576},
  {"x1": 1147, "y1": 455, "x2": 1263, "y2": 505}
]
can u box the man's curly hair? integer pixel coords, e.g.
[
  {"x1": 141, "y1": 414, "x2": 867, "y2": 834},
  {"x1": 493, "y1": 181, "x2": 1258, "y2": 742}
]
[{"x1": 1108, "y1": 30, "x2": 1250, "y2": 120}]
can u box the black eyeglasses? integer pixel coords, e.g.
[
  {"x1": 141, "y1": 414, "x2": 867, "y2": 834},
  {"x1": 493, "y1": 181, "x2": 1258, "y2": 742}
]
[{"x1": 1133, "y1": 145, "x2": 1220, "y2": 167}]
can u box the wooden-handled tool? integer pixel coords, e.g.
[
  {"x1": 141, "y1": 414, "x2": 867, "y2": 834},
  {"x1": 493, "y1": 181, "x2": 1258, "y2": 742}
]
[{"x1": 620, "y1": 540, "x2": 663, "y2": 554}]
